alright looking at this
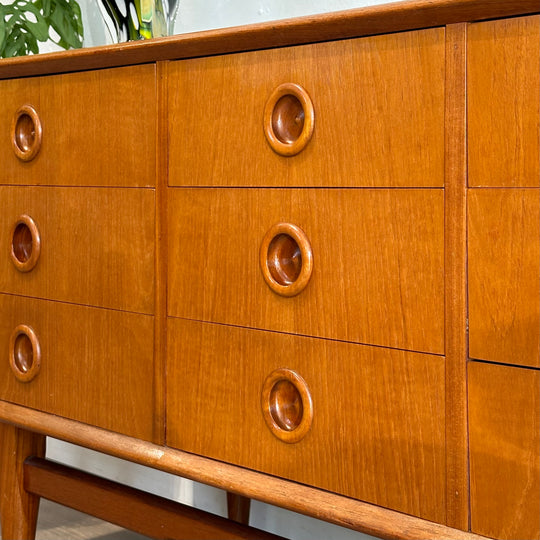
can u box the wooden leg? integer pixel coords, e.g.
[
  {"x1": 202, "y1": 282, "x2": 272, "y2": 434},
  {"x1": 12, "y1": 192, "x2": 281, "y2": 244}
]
[
  {"x1": 0, "y1": 423, "x2": 46, "y2": 540},
  {"x1": 227, "y1": 492, "x2": 251, "y2": 525}
]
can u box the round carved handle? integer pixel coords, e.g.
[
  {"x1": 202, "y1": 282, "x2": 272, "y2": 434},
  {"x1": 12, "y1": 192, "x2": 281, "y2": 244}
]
[
  {"x1": 260, "y1": 223, "x2": 313, "y2": 297},
  {"x1": 261, "y1": 368, "x2": 313, "y2": 443},
  {"x1": 263, "y1": 83, "x2": 315, "y2": 156},
  {"x1": 9, "y1": 325, "x2": 42, "y2": 383},
  {"x1": 10, "y1": 215, "x2": 41, "y2": 273},
  {"x1": 12, "y1": 105, "x2": 43, "y2": 162}
]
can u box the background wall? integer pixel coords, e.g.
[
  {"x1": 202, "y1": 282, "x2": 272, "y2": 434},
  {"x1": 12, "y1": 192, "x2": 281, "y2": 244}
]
[{"x1": 47, "y1": 1, "x2": 401, "y2": 539}]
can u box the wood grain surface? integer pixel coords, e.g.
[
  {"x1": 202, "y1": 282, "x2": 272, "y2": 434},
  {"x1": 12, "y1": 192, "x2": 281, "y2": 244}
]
[
  {"x1": 0, "y1": 424, "x2": 45, "y2": 540},
  {"x1": 0, "y1": 401, "x2": 487, "y2": 540},
  {"x1": 0, "y1": 1, "x2": 538, "y2": 79},
  {"x1": 0, "y1": 186, "x2": 155, "y2": 314},
  {"x1": 168, "y1": 28, "x2": 444, "y2": 188},
  {"x1": 468, "y1": 189, "x2": 540, "y2": 368},
  {"x1": 0, "y1": 294, "x2": 155, "y2": 441},
  {"x1": 168, "y1": 188, "x2": 444, "y2": 354},
  {"x1": 444, "y1": 22, "x2": 469, "y2": 531},
  {"x1": 0, "y1": 65, "x2": 156, "y2": 187},
  {"x1": 24, "y1": 458, "x2": 285, "y2": 540},
  {"x1": 468, "y1": 15, "x2": 540, "y2": 187},
  {"x1": 167, "y1": 318, "x2": 446, "y2": 522},
  {"x1": 469, "y1": 361, "x2": 540, "y2": 540}
]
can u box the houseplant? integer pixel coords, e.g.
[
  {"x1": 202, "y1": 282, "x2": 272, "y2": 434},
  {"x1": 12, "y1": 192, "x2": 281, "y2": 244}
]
[{"x1": 0, "y1": 0, "x2": 83, "y2": 58}]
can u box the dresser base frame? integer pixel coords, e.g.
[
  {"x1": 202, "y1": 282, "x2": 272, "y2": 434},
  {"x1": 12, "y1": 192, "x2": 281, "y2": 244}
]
[{"x1": 0, "y1": 404, "x2": 483, "y2": 540}]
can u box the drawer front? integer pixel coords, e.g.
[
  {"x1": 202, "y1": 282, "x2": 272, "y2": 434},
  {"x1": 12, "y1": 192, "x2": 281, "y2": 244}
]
[
  {"x1": 468, "y1": 16, "x2": 540, "y2": 187},
  {"x1": 166, "y1": 319, "x2": 446, "y2": 522},
  {"x1": 0, "y1": 186, "x2": 155, "y2": 314},
  {"x1": 469, "y1": 362, "x2": 540, "y2": 540},
  {"x1": 0, "y1": 294, "x2": 155, "y2": 441},
  {"x1": 0, "y1": 65, "x2": 156, "y2": 187},
  {"x1": 168, "y1": 188, "x2": 444, "y2": 354},
  {"x1": 168, "y1": 28, "x2": 444, "y2": 188},
  {"x1": 468, "y1": 189, "x2": 540, "y2": 368}
]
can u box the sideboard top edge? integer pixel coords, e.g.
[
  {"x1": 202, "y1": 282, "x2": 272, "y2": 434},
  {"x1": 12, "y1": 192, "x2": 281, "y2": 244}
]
[{"x1": 0, "y1": 0, "x2": 538, "y2": 78}]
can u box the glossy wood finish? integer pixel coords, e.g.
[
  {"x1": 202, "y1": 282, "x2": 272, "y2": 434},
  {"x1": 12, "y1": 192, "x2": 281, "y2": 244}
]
[
  {"x1": 0, "y1": 401, "x2": 485, "y2": 540},
  {"x1": 443, "y1": 23, "x2": 469, "y2": 530},
  {"x1": 168, "y1": 29, "x2": 444, "y2": 188},
  {"x1": 0, "y1": 294, "x2": 155, "y2": 441},
  {"x1": 0, "y1": 186, "x2": 155, "y2": 314},
  {"x1": 0, "y1": 1, "x2": 538, "y2": 80},
  {"x1": 0, "y1": 4, "x2": 539, "y2": 540},
  {"x1": 468, "y1": 15, "x2": 540, "y2": 187},
  {"x1": 168, "y1": 188, "x2": 444, "y2": 354},
  {"x1": 468, "y1": 189, "x2": 540, "y2": 368},
  {"x1": 24, "y1": 458, "x2": 284, "y2": 540},
  {"x1": 0, "y1": 424, "x2": 45, "y2": 540},
  {"x1": 167, "y1": 319, "x2": 446, "y2": 522},
  {"x1": 0, "y1": 65, "x2": 156, "y2": 187},
  {"x1": 469, "y1": 362, "x2": 540, "y2": 540}
]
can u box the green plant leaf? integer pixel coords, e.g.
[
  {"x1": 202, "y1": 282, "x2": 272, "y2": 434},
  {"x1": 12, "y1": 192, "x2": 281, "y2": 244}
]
[
  {"x1": 48, "y1": 0, "x2": 83, "y2": 49},
  {"x1": 1, "y1": 0, "x2": 83, "y2": 58}
]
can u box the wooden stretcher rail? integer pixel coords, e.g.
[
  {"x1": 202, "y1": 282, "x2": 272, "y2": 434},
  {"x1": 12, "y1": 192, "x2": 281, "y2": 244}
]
[
  {"x1": 0, "y1": 403, "x2": 487, "y2": 540},
  {"x1": 0, "y1": 0, "x2": 538, "y2": 79},
  {"x1": 24, "y1": 457, "x2": 284, "y2": 540}
]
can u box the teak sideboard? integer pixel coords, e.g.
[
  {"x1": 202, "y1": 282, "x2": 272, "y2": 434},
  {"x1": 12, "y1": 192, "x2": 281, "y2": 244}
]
[{"x1": 0, "y1": 1, "x2": 539, "y2": 539}]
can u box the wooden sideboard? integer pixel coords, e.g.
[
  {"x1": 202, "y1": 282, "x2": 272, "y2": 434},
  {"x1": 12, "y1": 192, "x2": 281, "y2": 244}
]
[{"x1": 0, "y1": 1, "x2": 538, "y2": 539}]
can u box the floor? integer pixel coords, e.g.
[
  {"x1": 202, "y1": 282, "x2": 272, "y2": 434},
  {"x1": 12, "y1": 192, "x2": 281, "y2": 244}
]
[{"x1": 1, "y1": 500, "x2": 150, "y2": 540}]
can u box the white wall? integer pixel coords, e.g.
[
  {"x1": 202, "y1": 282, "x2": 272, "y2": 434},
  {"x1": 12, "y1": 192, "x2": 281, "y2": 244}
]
[{"x1": 46, "y1": 1, "x2": 403, "y2": 539}]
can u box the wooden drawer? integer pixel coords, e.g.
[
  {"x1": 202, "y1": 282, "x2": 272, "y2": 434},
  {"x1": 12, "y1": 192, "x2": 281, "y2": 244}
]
[
  {"x1": 468, "y1": 189, "x2": 540, "y2": 368},
  {"x1": 0, "y1": 65, "x2": 156, "y2": 187},
  {"x1": 166, "y1": 318, "x2": 446, "y2": 522},
  {"x1": 168, "y1": 28, "x2": 444, "y2": 188},
  {"x1": 0, "y1": 186, "x2": 155, "y2": 314},
  {"x1": 168, "y1": 188, "x2": 444, "y2": 354},
  {"x1": 469, "y1": 361, "x2": 540, "y2": 540},
  {"x1": 0, "y1": 294, "x2": 155, "y2": 442},
  {"x1": 468, "y1": 16, "x2": 540, "y2": 187}
]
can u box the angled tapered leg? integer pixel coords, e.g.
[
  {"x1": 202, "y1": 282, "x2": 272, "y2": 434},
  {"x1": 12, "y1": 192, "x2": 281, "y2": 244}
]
[
  {"x1": 227, "y1": 492, "x2": 251, "y2": 525},
  {"x1": 0, "y1": 423, "x2": 46, "y2": 540}
]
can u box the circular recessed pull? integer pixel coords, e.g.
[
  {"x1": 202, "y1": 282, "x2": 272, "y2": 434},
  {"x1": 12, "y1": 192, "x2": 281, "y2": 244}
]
[
  {"x1": 10, "y1": 215, "x2": 41, "y2": 273},
  {"x1": 9, "y1": 325, "x2": 42, "y2": 383},
  {"x1": 263, "y1": 83, "x2": 314, "y2": 156},
  {"x1": 260, "y1": 223, "x2": 313, "y2": 297},
  {"x1": 12, "y1": 105, "x2": 43, "y2": 162},
  {"x1": 261, "y1": 368, "x2": 313, "y2": 444}
]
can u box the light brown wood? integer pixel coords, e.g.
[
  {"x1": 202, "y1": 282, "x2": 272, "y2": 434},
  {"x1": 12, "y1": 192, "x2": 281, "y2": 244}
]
[
  {"x1": 444, "y1": 23, "x2": 469, "y2": 531},
  {"x1": 168, "y1": 28, "x2": 444, "y2": 188},
  {"x1": 0, "y1": 5, "x2": 538, "y2": 540},
  {"x1": 0, "y1": 404, "x2": 486, "y2": 540},
  {"x1": 0, "y1": 1, "x2": 538, "y2": 80},
  {"x1": 0, "y1": 65, "x2": 156, "y2": 187},
  {"x1": 168, "y1": 188, "x2": 444, "y2": 354},
  {"x1": 153, "y1": 60, "x2": 169, "y2": 445},
  {"x1": 166, "y1": 318, "x2": 446, "y2": 522},
  {"x1": 0, "y1": 186, "x2": 155, "y2": 314},
  {"x1": 469, "y1": 362, "x2": 540, "y2": 540},
  {"x1": 24, "y1": 457, "x2": 284, "y2": 540},
  {"x1": 0, "y1": 423, "x2": 45, "y2": 540},
  {"x1": 468, "y1": 15, "x2": 540, "y2": 187},
  {"x1": 0, "y1": 294, "x2": 155, "y2": 441},
  {"x1": 468, "y1": 189, "x2": 540, "y2": 368}
]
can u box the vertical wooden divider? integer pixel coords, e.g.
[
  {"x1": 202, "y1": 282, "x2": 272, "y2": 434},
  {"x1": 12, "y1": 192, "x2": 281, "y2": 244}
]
[
  {"x1": 154, "y1": 59, "x2": 169, "y2": 446},
  {"x1": 444, "y1": 23, "x2": 469, "y2": 531}
]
